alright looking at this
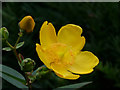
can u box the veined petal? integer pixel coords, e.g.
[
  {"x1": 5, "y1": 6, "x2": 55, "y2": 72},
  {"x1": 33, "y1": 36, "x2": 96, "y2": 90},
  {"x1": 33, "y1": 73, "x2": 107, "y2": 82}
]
[
  {"x1": 36, "y1": 43, "x2": 51, "y2": 69},
  {"x1": 68, "y1": 51, "x2": 99, "y2": 74},
  {"x1": 40, "y1": 21, "x2": 57, "y2": 46},
  {"x1": 57, "y1": 24, "x2": 85, "y2": 52},
  {"x1": 51, "y1": 62, "x2": 80, "y2": 80}
]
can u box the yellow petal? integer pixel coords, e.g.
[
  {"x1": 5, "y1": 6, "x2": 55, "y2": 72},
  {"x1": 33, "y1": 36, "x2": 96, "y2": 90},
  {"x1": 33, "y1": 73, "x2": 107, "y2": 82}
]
[
  {"x1": 40, "y1": 21, "x2": 57, "y2": 46},
  {"x1": 51, "y1": 62, "x2": 80, "y2": 80},
  {"x1": 57, "y1": 24, "x2": 85, "y2": 52},
  {"x1": 68, "y1": 51, "x2": 99, "y2": 74},
  {"x1": 36, "y1": 43, "x2": 51, "y2": 69}
]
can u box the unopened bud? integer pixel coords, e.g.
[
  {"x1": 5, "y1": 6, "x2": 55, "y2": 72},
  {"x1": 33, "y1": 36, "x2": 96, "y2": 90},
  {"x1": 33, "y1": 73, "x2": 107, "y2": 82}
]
[
  {"x1": 19, "y1": 16, "x2": 35, "y2": 33},
  {"x1": 21, "y1": 58, "x2": 36, "y2": 72},
  {"x1": 35, "y1": 66, "x2": 50, "y2": 80},
  {"x1": 0, "y1": 27, "x2": 9, "y2": 40}
]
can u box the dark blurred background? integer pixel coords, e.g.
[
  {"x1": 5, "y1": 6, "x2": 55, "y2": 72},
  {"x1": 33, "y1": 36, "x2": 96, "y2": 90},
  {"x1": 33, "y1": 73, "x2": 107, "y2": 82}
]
[{"x1": 2, "y1": 2, "x2": 120, "y2": 89}]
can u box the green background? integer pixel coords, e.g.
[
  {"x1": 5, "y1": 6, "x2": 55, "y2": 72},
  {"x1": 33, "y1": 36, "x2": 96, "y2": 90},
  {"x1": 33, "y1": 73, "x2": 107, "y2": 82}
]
[{"x1": 2, "y1": 2, "x2": 120, "y2": 89}]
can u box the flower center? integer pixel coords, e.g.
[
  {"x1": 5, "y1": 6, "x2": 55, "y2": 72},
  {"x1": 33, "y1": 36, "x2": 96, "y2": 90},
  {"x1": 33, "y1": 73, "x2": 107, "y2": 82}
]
[
  {"x1": 45, "y1": 43, "x2": 75, "y2": 66},
  {"x1": 46, "y1": 43, "x2": 67, "y2": 62}
]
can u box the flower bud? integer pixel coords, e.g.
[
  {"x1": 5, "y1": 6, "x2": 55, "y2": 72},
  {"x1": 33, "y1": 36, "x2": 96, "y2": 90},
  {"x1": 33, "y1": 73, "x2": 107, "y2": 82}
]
[
  {"x1": 0, "y1": 27, "x2": 9, "y2": 40},
  {"x1": 35, "y1": 66, "x2": 50, "y2": 80},
  {"x1": 19, "y1": 16, "x2": 35, "y2": 33},
  {"x1": 21, "y1": 58, "x2": 36, "y2": 72}
]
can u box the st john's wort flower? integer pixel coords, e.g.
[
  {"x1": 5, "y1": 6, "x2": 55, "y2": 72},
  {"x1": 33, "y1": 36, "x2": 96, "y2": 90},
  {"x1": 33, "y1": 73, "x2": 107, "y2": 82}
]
[{"x1": 36, "y1": 21, "x2": 99, "y2": 80}]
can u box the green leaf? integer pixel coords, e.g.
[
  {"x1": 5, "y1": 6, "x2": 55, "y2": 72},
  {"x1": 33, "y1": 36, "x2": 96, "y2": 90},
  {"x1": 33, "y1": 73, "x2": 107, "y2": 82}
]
[
  {"x1": 2, "y1": 47, "x2": 12, "y2": 51},
  {"x1": 0, "y1": 64, "x2": 25, "y2": 80},
  {"x1": 54, "y1": 81, "x2": 92, "y2": 90},
  {"x1": 0, "y1": 72, "x2": 28, "y2": 88},
  {"x1": 16, "y1": 41, "x2": 24, "y2": 49},
  {"x1": 0, "y1": 64, "x2": 28, "y2": 88},
  {"x1": 2, "y1": 42, "x2": 24, "y2": 51}
]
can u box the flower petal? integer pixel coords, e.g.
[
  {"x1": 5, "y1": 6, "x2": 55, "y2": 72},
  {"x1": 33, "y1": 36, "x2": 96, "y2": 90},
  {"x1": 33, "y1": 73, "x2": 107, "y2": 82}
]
[
  {"x1": 40, "y1": 21, "x2": 57, "y2": 46},
  {"x1": 68, "y1": 51, "x2": 99, "y2": 74},
  {"x1": 57, "y1": 24, "x2": 85, "y2": 52},
  {"x1": 36, "y1": 43, "x2": 52, "y2": 69},
  {"x1": 51, "y1": 62, "x2": 80, "y2": 80}
]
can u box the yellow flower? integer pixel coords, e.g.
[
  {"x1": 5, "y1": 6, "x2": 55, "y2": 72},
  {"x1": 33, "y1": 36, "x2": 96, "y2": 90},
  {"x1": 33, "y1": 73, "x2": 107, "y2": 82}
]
[
  {"x1": 36, "y1": 21, "x2": 99, "y2": 80},
  {"x1": 19, "y1": 16, "x2": 35, "y2": 33}
]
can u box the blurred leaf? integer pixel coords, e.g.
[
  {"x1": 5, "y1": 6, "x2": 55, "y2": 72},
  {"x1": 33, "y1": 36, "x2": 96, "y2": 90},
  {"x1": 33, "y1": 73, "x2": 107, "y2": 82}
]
[
  {"x1": 54, "y1": 81, "x2": 92, "y2": 90},
  {"x1": 16, "y1": 41, "x2": 24, "y2": 49},
  {"x1": 0, "y1": 72, "x2": 28, "y2": 88},
  {"x1": 0, "y1": 64, "x2": 28, "y2": 88},
  {"x1": 0, "y1": 64, "x2": 25, "y2": 80},
  {"x1": 2, "y1": 47, "x2": 12, "y2": 51}
]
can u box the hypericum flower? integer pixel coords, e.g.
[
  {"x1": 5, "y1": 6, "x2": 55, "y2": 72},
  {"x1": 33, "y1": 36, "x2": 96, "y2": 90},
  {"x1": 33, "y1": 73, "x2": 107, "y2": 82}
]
[
  {"x1": 36, "y1": 21, "x2": 99, "y2": 80},
  {"x1": 19, "y1": 16, "x2": 35, "y2": 33}
]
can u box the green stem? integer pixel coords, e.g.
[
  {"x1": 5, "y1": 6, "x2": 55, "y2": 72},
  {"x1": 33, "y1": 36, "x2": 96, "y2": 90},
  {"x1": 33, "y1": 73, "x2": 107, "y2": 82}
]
[
  {"x1": 13, "y1": 48, "x2": 32, "y2": 90},
  {"x1": 6, "y1": 40, "x2": 14, "y2": 49},
  {"x1": 13, "y1": 48, "x2": 21, "y2": 63},
  {"x1": 15, "y1": 36, "x2": 20, "y2": 47},
  {"x1": 13, "y1": 33, "x2": 32, "y2": 90},
  {"x1": 6, "y1": 32, "x2": 32, "y2": 90},
  {"x1": 25, "y1": 73, "x2": 32, "y2": 90},
  {"x1": 14, "y1": 32, "x2": 22, "y2": 48}
]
